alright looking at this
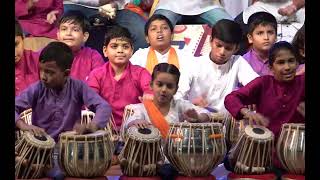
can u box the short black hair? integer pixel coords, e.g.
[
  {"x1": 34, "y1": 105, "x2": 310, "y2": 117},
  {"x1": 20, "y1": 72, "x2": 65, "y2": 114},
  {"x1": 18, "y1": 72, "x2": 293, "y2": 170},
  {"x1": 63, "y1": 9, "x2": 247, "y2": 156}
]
[
  {"x1": 39, "y1": 42, "x2": 74, "y2": 71},
  {"x1": 268, "y1": 41, "x2": 297, "y2": 66},
  {"x1": 291, "y1": 24, "x2": 305, "y2": 64},
  {"x1": 151, "y1": 63, "x2": 180, "y2": 85},
  {"x1": 145, "y1": 14, "x2": 174, "y2": 36},
  {"x1": 211, "y1": 19, "x2": 242, "y2": 44},
  {"x1": 59, "y1": 10, "x2": 91, "y2": 33},
  {"x1": 15, "y1": 19, "x2": 23, "y2": 37},
  {"x1": 247, "y1": 12, "x2": 277, "y2": 35},
  {"x1": 104, "y1": 25, "x2": 133, "y2": 47}
]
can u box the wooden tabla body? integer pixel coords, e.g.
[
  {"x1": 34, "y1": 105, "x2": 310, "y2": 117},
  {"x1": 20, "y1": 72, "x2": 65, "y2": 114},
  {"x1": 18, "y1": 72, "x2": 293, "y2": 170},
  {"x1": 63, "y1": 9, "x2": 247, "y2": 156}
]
[
  {"x1": 165, "y1": 122, "x2": 226, "y2": 176},
  {"x1": 15, "y1": 132, "x2": 55, "y2": 179},
  {"x1": 58, "y1": 130, "x2": 114, "y2": 177},
  {"x1": 15, "y1": 109, "x2": 32, "y2": 141},
  {"x1": 230, "y1": 125, "x2": 274, "y2": 174},
  {"x1": 225, "y1": 117, "x2": 247, "y2": 147},
  {"x1": 119, "y1": 126, "x2": 163, "y2": 176},
  {"x1": 120, "y1": 104, "x2": 135, "y2": 142},
  {"x1": 81, "y1": 109, "x2": 120, "y2": 145},
  {"x1": 277, "y1": 123, "x2": 305, "y2": 174}
]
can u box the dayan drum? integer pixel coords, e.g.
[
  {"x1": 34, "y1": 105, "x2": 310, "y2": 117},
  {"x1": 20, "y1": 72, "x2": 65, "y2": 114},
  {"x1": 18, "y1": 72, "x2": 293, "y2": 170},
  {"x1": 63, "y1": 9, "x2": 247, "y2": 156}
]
[
  {"x1": 165, "y1": 122, "x2": 226, "y2": 176},
  {"x1": 119, "y1": 126, "x2": 164, "y2": 176},
  {"x1": 15, "y1": 109, "x2": 32, "y2": 141},
  {"x1": 15, "y1": 132, "x2": 55, "y2": 179},
  {"x1": 229, "y1": 125, "x2": 274, "y2": 174},
  {"x1": 58, "y1": 130, "x2": 114, "y2": 177},
  {"x1": 81, "y1": 109, "x2": 120, "y2": 144},
  {"x1": 277, "y1": 123, "x2": 305, "y2": 174}
]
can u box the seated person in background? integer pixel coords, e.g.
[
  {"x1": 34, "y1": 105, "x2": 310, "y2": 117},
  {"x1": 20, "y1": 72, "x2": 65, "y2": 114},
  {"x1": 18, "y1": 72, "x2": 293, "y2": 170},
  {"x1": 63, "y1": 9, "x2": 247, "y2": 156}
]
[
  {"x1": 176, "y1": 19, "x2": 259, "y2": 113},
  {"x1": 87, "y1": 25, "x2": 153, "y2": 132},
  {"x1": 123, "y1": 63, "x2": 211, "y2": 179},
  {"x1": 57, "y1": 10, "x2": 105, "y2": 81},
  {"x1": 15, "y1": 41, "x2": 112, "y2": 179},
  {"x1": 150, "y1": 0, "x2": 232, "y2": 27},
  {"x1": 63, "y1": 0, "x2": 149, "y2": 53},
  {"x1": 15, "y1": 19, "x2": 40, "y2": 96},
  {"x1": 224, "y1": 41, "x2": 304, "y2": 178},
  {"x1": 291, "y1": 24, "x2": 305, "y2": 75},
  {"x1": 243, "y1": 12, "x2": 277, "y2": 76},
  {"x1": 15, "y1": 0, "x2": 63, "y2": 39}
]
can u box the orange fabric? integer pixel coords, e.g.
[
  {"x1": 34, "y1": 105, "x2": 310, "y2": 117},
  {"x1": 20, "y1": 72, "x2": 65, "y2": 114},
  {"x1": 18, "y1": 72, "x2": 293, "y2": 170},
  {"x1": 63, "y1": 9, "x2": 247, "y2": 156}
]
[
  {"x1": 124, "y1": 3, "x2": 148, "y2": 20},
  {"x1": 143, "y1": 100, "x2": 169, "y2": 138},
  {"x1": 146, "y1": 47, "x2": 180, "y2": 73}
]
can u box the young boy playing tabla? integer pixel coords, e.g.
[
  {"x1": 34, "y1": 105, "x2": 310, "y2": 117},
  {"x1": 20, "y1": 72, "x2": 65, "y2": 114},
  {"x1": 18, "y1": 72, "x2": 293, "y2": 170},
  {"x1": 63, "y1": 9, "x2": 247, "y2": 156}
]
[
  {"x1": 15, "y1": 41, "x2": 112, "y2": 179},
  {"x1": 57, "y1": 10, "x2": 105, "y2": 81},
  {"x1": 176, "y1": 19, "x2": 259, "y2": 113},
  {"x1": 242, "y1": 11, "x2": 278, "y2": 76},
  {"x1": 15, "y1": 19, "x2": 40, "y2": 96}
]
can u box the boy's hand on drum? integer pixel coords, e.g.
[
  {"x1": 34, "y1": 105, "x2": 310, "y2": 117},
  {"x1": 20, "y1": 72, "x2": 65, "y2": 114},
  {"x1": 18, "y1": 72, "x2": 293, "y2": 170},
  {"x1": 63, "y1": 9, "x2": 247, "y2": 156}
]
[
  {"x1": 297, "y1": 101, "x2": 305, "y2": 118},
  {"x1": 16, "y1": 119, "x2": 46, "y2": 136},
  {"x1": 74, "y1": 123, "x2": 88, "y2": 135},
  {"x1": 184, "y1": 109, "x2": 199, "y2": 123},
  {"x1": 88, "y1": 121, "x2": 99, "y2": 133},
  {"x1": 192, "y1": 96, "x2": 208, "y2": 108},
  {"x1": 241, "y1": 108, "x2": 269, "y2": 127},
  {"x1": 128, "y1": 119, "x2": 151, "y2": 129}
]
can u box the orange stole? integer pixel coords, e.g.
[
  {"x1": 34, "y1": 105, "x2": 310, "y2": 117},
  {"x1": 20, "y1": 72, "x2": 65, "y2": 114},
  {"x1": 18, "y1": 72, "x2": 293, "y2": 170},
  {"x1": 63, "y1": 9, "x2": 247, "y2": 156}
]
[
  {"x1": 143, "y1": 100, "x2": 169, "y2": 138},
  {"x1": 146, "y1": 47, "x2": 180, "y2": 73}
]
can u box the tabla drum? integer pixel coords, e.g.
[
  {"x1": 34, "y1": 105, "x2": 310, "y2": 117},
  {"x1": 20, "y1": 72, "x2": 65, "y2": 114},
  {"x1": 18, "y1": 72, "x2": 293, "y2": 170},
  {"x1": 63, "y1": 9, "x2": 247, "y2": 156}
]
[
  {"x1": 229, "y1": 125, "x2": 274, "y2": 174},
  {"x1": 120, "y1": 104, "x2": 135, "y2": 142},
  {"x1": 210, "y1": 112, "x2": 231, "y2": 125},
  {"x1": 15, "y1": 109, "x2": 32, "y2": 141},
  {"x1": 81, "y1": 109, "x2": 120, "y2": 145},
  {"x1": 225, "y1": 117, "x2": 247, "y2": 148},
  {"x1": 119, "y1": 126, "x2": 164, "y2": 176},
  {"x1": 165, "y1": 122, "x2": 226, "y2": 176},
  {"x1": 15, "y1": 132, "x2": 55, "y2": 179},
  {"x1": 277, "y1": 123, "x2": 305, "y2": 174},
  {"x1": 58, "y1": 130, "x2": 114, "y2": 177}
]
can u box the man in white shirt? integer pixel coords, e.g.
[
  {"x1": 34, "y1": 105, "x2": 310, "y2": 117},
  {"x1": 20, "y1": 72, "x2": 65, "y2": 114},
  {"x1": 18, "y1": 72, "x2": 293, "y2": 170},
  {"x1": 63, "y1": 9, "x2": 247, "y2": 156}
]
[
  {"x1": 151, "y1": 0, "x2": 232, "y2": 27},
  {"x1": 176, "y1": 19, "x2": 259, "y2": 113}
]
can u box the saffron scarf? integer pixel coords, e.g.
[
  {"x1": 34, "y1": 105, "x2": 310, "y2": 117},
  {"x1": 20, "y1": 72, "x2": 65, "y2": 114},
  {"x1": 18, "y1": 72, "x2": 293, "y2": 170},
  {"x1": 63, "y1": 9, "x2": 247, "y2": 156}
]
[
  {"x1": 146, "y1": 47, "x2": 180, "y2": 73},
  {"x1": 143, "y1": 100, "x2": 169, "y2": 138}
]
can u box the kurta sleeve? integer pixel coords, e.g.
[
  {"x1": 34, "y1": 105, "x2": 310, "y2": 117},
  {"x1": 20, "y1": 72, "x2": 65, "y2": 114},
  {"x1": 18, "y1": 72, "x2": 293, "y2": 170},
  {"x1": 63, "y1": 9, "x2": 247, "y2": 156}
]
[
  {"x1": 87, "y1": 68, "x2": 102, "y2": 94},
  {"x1": 53, "y1": 0, "x2": 64, "y2": 17},
  {"x1": 15, "y1": 0, "x2": 29, "y2": 17},
  {"x1": 237, "y1": 56, "x2": 259, "y2": 86},
  {"x1": 81, "y1": 82, "x2": 112, "y2": 128},
  {"x1": 224, "y1": 77, "x2": 263, "y2": 120},
  {"x1": 139, "y1": 68, "x2": 153, "y2": 95}
]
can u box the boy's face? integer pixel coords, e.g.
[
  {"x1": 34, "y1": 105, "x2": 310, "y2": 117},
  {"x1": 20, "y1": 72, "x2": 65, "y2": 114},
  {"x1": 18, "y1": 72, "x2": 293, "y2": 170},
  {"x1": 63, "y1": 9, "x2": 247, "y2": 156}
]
[
  {"x1": 57, "y1": 21, "x2": 89, "y2": 51},
  {"x1": 146, "y1": 20, "x2": 173, "y2": 51},
  {"x1": 151, "y1": 72, "x2": 178, "y2": 106},
  {"x1": 103, "y1": 38, "x2": 133, "y2": 66},
  {"x1": 210, "y1": 38, "x2": 238, "y2": 65},
  {"x1": 15, "y1": 36, "x2": 24, "y2": 64},
  {"x1": 248, "y1": 24, "x2": 277, "y2": 53},
  {"x1": 270, "y1": 49, "x2": 298, "y2": 82},
  {"x1": 40, "y1": 61, "x2": 69, "y2": 90}
]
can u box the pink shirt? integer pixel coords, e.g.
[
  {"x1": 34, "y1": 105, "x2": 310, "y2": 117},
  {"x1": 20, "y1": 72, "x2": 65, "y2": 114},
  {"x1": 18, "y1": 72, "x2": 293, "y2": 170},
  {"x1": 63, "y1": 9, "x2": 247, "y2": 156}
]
[
  {"x1": 15, "y1": 0, "x2": 63, "y2": 39},
  {"x1": 70, "y1": 47, "x2": 105, "y2": 82},
  {"x1": 87, "y1": 62, "x2": 153, "y2": 128},
  {"x1": 15, "y1": 50, "x2": 40, "y2": 96}
]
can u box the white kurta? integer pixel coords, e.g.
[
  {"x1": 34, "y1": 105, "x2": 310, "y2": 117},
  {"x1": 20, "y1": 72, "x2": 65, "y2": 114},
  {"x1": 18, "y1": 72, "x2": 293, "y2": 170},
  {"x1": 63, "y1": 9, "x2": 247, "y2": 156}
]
[
  {"x1": 176, "y1": 54, "x2": 259, "y2": 113},
  {"x1": 122, "y1": 99, "x2": 209, "y2": 130},
  {"x1": 155, "y1": 0, "x2": 222, "y2": 16}
]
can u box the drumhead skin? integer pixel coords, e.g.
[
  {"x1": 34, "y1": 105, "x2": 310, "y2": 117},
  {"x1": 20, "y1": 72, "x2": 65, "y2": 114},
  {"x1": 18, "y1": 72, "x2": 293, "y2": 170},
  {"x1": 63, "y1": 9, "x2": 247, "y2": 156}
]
[
  {"x1": 127, "y1": 126, "x2": 161, "y2": 142},
  {"x1": 244, "y1": 125, "x2": 273, "y2": 140},
  {"x1": 24, "y1": 131, "x2": 55, "y2": 149}
]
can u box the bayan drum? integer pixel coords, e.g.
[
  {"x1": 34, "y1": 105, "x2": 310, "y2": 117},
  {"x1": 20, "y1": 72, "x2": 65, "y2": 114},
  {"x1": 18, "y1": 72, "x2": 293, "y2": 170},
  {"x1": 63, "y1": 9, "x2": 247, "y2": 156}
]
[
  {"x1": 15, "y1": 132, "x2": 55, "y2": 179},
  {"x1": 277, "y1": 123, "x2": 305, "y2": 174},
  {"x1": 58, "y1": 130, "x2": 114, "y2": 177},
  {"x1": 165, "y1": 122, "x2": 226, "y2": 176},
  {"x1": 119, "y1": 126, "x2": 164, "y2": 176},
  {"x1": 229, "y1": 125, "x2": 274, "y2": 174}
]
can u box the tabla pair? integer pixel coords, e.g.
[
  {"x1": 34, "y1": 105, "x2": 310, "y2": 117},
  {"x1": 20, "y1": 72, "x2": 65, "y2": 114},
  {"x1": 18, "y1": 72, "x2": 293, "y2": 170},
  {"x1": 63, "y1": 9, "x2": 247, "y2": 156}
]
[
  {"x1": 119, "y1": 105, "x2": 227, "y2": 177},
  {"x1": 227, "y1": 123, "x2": 305, "y2": 175}
]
